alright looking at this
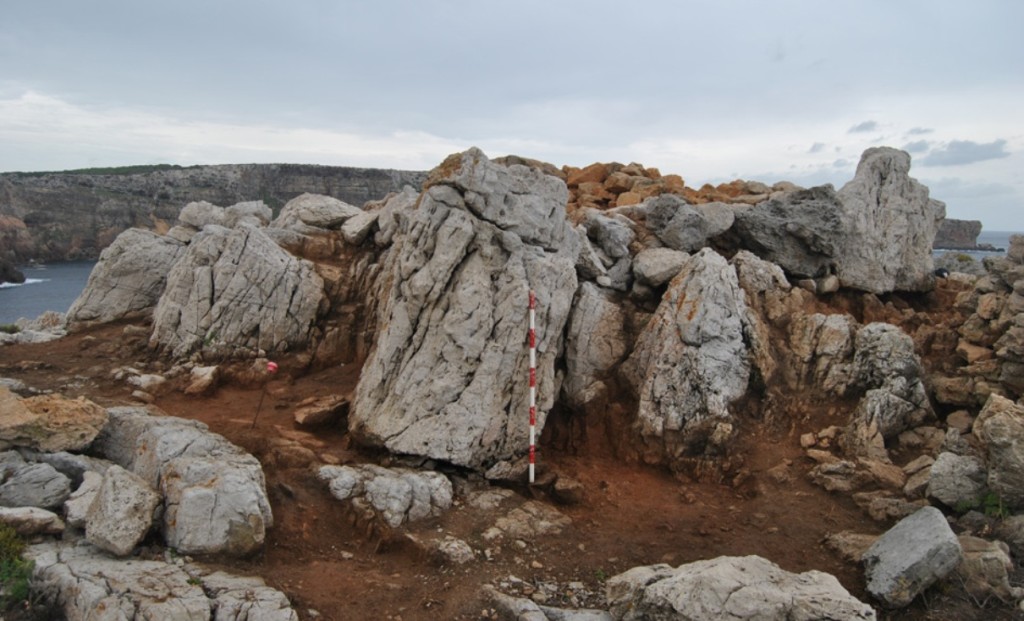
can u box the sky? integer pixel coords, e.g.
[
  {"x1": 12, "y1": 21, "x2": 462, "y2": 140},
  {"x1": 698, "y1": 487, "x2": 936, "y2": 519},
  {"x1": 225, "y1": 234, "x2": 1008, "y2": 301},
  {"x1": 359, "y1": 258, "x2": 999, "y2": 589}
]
[{"x1": 1, "y1": 1, "x2": 1021, "y2": 230}]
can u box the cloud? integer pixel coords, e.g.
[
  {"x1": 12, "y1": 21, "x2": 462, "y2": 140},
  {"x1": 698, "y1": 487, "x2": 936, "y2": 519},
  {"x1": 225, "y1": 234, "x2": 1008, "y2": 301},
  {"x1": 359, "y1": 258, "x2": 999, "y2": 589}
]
[
  {"x1": 920, "y1": 139, "x2": 1010, "y2": 166},
  {"x1": 906, "y1": 127, "x2": 933, "y2": 136},
  {"x1": 848, "y1": 120, "x2": 878, "y2": 133},
  {"x1": 808, "y1": 142, "x2": 826, "y2": 154},
  {"x1": 903, "y1": 140, "x2": 930, "y2": 153}
]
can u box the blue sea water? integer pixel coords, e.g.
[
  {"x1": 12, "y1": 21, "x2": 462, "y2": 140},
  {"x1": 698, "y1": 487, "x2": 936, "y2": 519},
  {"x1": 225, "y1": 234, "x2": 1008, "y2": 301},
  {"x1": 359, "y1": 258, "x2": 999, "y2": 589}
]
[
  {"x1": 934, "y1": 230, "x2": 1021, "y2": 262},
  {"x1": 0, "y1": 261, "x2": 97, "y2": 325}
]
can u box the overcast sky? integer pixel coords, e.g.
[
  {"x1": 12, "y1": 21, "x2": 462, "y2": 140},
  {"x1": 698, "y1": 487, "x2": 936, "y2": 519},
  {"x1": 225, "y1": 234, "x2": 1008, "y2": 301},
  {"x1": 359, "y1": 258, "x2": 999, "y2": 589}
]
[{"x1": 1, "y1": 1, "x2": 1021, "y2": 230}]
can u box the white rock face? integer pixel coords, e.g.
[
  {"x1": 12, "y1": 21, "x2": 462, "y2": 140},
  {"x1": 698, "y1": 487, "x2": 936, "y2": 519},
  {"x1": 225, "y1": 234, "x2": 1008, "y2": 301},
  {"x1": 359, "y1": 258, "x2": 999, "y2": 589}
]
[
  {"x1": 317, "y1": 464, "x2": 452, "y2": 528},
  {"x1": 632, "y1": 248, "x2": 689, "y2": 287},
  {"x1": 64, "y1": 470, "x2": 102, "y2": 528},
  {"x1": 28, "y1": 541, "x2": 211, "y2": 620},
  {"x1": 350, "y1": 148, "x2": 579, "y2": 471},
  {"x1": 606, "y1": 555, "x2": 875, "y2": 621},
  {"x1": 180, "y1": 200, "x2": 227, "y2": 228},
  {"x1": 150, "y1": 224, "x2": 325, "y2": 358},
  {"x1": 66, "y1": 228, "x2": 186, "y2": 327},
  {"x1": 621, "y1": 248, "x2": 751, "y2": 465},
  {"x1": 84, "y1": 465, "x2": 159, "y2": 557},
  {"x1": 200, "y1": 571, "x2": 299, "y2": 621}
]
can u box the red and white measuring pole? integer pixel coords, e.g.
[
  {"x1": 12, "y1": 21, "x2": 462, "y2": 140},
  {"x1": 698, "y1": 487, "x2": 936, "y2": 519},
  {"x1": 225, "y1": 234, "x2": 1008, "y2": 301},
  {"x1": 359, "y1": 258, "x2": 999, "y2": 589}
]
[{"x1": 528, "y1": 289, "x2": 537, "y2": 484}]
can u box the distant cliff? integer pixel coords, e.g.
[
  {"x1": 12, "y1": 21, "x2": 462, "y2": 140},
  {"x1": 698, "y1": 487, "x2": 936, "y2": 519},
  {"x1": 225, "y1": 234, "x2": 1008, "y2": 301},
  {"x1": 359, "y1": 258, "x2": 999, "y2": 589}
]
[
  {"x1": 0, "y1": 163, "x2": 427, "y2": 263},
  {"x1": 934, "y1": 218, "x2": 983, "y2": 249}
]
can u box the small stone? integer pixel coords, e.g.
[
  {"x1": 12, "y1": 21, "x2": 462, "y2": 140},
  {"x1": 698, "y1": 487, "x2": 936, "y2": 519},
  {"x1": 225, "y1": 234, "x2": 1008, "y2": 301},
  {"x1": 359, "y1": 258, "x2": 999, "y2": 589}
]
[
  {"x1": 531, "y1": 560, "x2": 544, "y2": 569},
  {"x1": 800, "y1": 432, "x2": 817, "y2": 448}
]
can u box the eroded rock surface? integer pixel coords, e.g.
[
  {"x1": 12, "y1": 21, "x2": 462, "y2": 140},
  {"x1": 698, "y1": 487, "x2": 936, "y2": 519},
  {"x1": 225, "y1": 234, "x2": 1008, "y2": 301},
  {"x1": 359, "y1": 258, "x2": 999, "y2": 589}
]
[
  {"x1": 317, "y1": 464, "x2": 452, "y2": 528},
  {"x1": 351, "y1": 148, "x2": 578, "y2": 471}
]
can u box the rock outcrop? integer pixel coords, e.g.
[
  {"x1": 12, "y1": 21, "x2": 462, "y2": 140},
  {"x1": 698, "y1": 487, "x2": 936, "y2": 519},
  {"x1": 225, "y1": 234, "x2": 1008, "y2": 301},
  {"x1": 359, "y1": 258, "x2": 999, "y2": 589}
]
[
  {"x1": 621, "y1": 248, "x2": 752, "y2": 467},
  {"x1": 350, "y1": 148, "x2": 579, "y2": 472},
  {"x1": 65, "y1": 229, "x2": 186, "y2": 328},
  {"x1": 606, "y1": 556, "x2": 875, "y2": 621},
  {"x1": 317, "y1": 464, "x2": 453, "y2": 528},
  {"x1": 150, "y1": 224, "x2": 325, "y2": 358},
  {"x1": 734, "y1": 147, "x2": 943, "y2": 293},
  {"x1": 935, "y1": 219, "x2": 983, "y2": 249}
]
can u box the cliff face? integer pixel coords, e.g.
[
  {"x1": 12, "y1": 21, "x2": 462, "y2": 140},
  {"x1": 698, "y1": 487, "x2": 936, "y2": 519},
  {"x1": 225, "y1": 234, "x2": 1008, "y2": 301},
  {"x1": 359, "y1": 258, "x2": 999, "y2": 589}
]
[
  {"x1": 0, "y1": 164, "x2": 427, "y2": 263},
  {"x1": 934, "y1": 218, "x2": 983, "y2": 249}
]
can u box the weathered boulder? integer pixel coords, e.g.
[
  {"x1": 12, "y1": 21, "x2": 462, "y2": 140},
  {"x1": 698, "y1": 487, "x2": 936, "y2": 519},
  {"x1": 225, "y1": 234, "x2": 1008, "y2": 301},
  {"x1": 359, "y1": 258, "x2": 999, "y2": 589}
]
[
  {"x1": 632, "y1": 248, "x2": 689, "y2": 287},
  {"x1": 341, "y1": 210, "x2": 378, "y2": 245},
  {"x1": 956, "y1": 535, "x2": 1023, "y2": 603},
  {"x1": 27, "y1": 541, "x2": 211, "y2": 620},
  {"x1": 0, "y1": 506, "x2": 65, "y2": 536},
  {"x1": 84, "y1": 465, "x2": 159, "y2": 557},
  {"x1": 582, "y1": 209, "x2": 635, "y2": 259},
  {"x1": 734, "y1": 148, "x2": 943, "y2": 293},
  {"x1": 0, "y1": 461, "x2": 71, "y2": 510},
  {"x1": 562, "y1": 283, "x2": 629, "y2": 413},
  {"x1": 179, "y1": 200, "x2": 226, "y2": 228},
  {"x1": 374, "y1": 186, "x2": 420, "y2": 247},
  {"x1": 621, "y1": 248, "x2": 751, "y2": 465},
  {"x1": 92, "y1": 406, "x2": 273, "y2": 556},
  {"x1": 199, "y1": 570, "x2": 299, "y2": 621},
  {"x1": 223, "y1": 200, "x2": 273, "y2": 228},
  {"x1": 643, "y1": 195, "x2": 729, "y2": 252},
  {"x1": 64, "y1": 470, "x2": 102, "y2": 529},
  {"x1": 787, "y1": 313, "x2": 857, "y2": 394},
  {"x1": 0, "y1": 389, "x2": 108, "y2": 453},
  {"x1": 926, "y1": 452, "x2": 988, "y2": 509},
  {"x1": 317, "y1": 464, "x2": 452, "y2": 528},
  {"x1": 863, "y1": 506, "x2": 963, "y2": 608},
  {"x1": 934, "y1": 219, "x2": 982, "y2": 249},
  {"x1": 271, "y1": 193, "x2": 362, "y2": 230},
  {"x1": 351, "y1": 148, "x2": 578, "y2": 471},
  {"x1": 973, "y1": 394, "x2": 1024, "y2": 508},
  {"x1": 66, "y1": 228, "x2": 186, "y2": 327},
  {"x1": 150, "y1": 224, "x2": 325, "y2": 358},
  {"x1": 606, "y1": 555, "x2": 875, "y2": 621}
]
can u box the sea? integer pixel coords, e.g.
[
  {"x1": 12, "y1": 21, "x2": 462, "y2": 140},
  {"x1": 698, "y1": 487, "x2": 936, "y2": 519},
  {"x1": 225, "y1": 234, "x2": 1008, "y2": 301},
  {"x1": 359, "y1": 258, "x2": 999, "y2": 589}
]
[
  {"x1": 933, "y1": 230, "x2": 1021, "y2": 262},
  {"x1": 0, "y1": 261, "x2": 96, "y2": 325}
]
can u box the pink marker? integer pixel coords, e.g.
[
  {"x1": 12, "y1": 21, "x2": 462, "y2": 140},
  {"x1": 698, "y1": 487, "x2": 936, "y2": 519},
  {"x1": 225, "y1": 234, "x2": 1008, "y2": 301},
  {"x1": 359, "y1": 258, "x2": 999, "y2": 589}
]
[{"x1": 267, "y1": 361, "x2": 279, "y2": 374}]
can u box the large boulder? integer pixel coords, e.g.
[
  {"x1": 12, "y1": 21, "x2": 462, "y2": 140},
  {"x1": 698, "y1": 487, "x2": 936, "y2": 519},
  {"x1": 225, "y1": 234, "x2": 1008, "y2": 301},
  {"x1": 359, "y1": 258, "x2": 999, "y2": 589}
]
[
  {"x1": 926, "y1": 452, "x2": 988, "y2": 509},
  {"x1": 0, "y1": 460, "x2": 71, "y2": 510},
  {"x1": 150, "y1": 224, "x2": 325, "y2": 358},
  {"x1": 0, "y1": 388, "x2": 108, "y2": 453},
  {"x1": 973, "y1": 394, "x2": 1024, "y2": 508},
  {"x1": 642, "y1": 195, "x2": 731, "y2": 252},
  {"x1": 620, "y1": 248, "x2": 751, "y2": 466},
  {"x1": 92, "y1": 406, "x2": 273, "y2": 556},
  {"x1": 863, "y1": 506, "x2": 962, "y2": 608},
  {"x1": 271, "y1": 193, "x2": 362, "y2": 230},
  {"x1": 350, "y1": 148, "x2": 579, "y2": 472},
  {"x1": 734, "y1": 147, "x2": 943, "y2": 293},
  {"x1": 606, "y1": 555, "x2": 875, "y2": 621},
  {"x1": 65, "y1": 228, "x2": 186, "y2": 327}
]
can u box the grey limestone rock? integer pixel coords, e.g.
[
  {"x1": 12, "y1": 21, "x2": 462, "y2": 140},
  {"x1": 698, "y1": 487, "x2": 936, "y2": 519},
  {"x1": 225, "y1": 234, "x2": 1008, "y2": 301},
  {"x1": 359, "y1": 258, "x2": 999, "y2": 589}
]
[
  {"x1": 223, "y1": 200, "x2": 272, "y2": 228},
  {"x1": 179, "y1": 200, "x2": 227, "y2": 228},
  {"x1": 0, "y1": 390, "x2": 109, "y2": 453},
  {"x1": 582, "y1": 209, "x2": 635, "y2": 259},
  {"x1": 606, "y1": 555, "x2": 875, "y2": 621},
  {"x1": 0, "y1": 506, "x2": 65, "y2": 536},
  {"x1": 341, "y1": 210, "x2": 379, "y2": 245},
  {"x1": 863, "y1": 506, "x2": 962, "y2": 608},
  {"x1": 27, "y1": 541, "x2": 211, "y2": 620},
  {"x1": 84, "y1": 465, "x2": 160, "y2": 557},
  {"x1": 150, "y1": 224, "x2": 325, "y2": 358},
  {"x1": 0, "y1": 461, "x2": 71, "y2": 510},
  {"x1": 973, "y1": 394, "x2": 1024, "y2": 508},
  {"x1": 374, "y1": 186, "x2": 420, "y2": 247},
  {"x1": 643, "y1": 194, "x2": 721, "y2": 252},
  {"x1": 271, "y1": 192, "x2": 362, "y2": 230},
  {"x1": 563, "y1": 283, "x2": 629, "y2": 412},
  {"x1": 66, "y1": 228, "x2": 186, "y2": 327},
  {"x1": 632, "y1": 247, "x2": 689, "y2": 287},
  {"x1": 734, "y1": 148, "x2": 943, "y2": 293},
  {"x1": 92, "y1": 406, "x2": 273, "y2": 556},
  {"x1": 926, "y1": 452, "x2": 988, "y2": 509},
  {"x1": 200, "y1": 570, "x2": 299, "y2": 621},
  {"x1": 317, "y1": 464, "x2": 452, "y2": 528},
  {"x1": 64, "y1": 470, "x2": 102, "y2": 529},
  {"x1": 621, "y1": 248, "x2": 751, "y2": 465},
  {"x1": 350, "y1": 148, "x2": 578, "y2": 471}
]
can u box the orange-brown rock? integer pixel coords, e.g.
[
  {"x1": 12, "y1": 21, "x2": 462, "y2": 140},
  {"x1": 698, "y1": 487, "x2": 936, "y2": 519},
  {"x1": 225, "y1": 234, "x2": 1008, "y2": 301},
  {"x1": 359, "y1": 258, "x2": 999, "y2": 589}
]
[
  {"x1": 603, "y1": 172, "x2": 636, "y2": 194},
  {"x1": 566, "y1": 163, "x2": 610, "y2": 187},
  {"x1": 615, "y1": 191, "x2": 643, "y2": 207}
]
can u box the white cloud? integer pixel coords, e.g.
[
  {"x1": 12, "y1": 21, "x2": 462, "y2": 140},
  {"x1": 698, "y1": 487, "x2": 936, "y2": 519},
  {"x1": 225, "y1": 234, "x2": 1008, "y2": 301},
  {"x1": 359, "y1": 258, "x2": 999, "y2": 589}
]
[{"x1": 921, "y1": 139, "x2": 1011, "y2": 166}]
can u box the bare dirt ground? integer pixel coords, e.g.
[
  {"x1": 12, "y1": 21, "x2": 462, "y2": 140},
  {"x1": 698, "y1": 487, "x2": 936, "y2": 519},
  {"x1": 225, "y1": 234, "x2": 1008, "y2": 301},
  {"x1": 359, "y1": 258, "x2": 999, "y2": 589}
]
[{"x1": 1, "y1": 316, "x2": 1020, "y2": 621}]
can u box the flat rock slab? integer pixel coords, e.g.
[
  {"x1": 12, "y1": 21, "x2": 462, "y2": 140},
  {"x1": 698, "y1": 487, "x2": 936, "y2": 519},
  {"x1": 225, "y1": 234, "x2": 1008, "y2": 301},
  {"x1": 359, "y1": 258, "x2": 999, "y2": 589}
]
[
  {"x1": 0, "y1": 506, "x2": 65, "y2": 536},
  {"x1": 606, "y1": 555, "x2": 875, "y2": 620},
  {"x1": 0, "y1": 387, "x2": 108, "y2": 453},
  {"x1": 863, "y1": 506, "x2": 963, "y2": 608},
  {"x1": 0, "y1": 461, "x2": 71, "y2": 510}
]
